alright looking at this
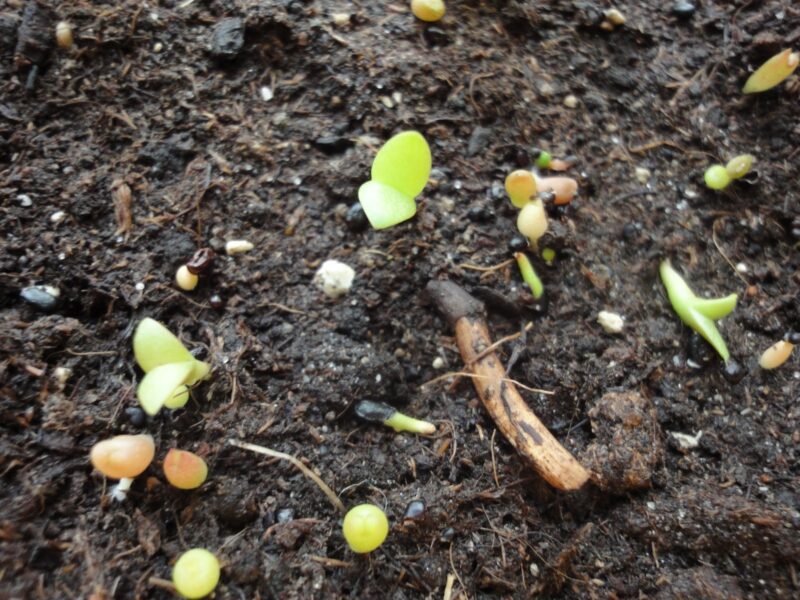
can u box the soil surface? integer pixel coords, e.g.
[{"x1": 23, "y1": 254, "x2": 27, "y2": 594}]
[{"x1": 1, "y1": 1, "x2": 799, "y2": 598}]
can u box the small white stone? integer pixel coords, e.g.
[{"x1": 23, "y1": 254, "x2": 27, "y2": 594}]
[
  {"x1": 604, "y1": 8, "x2": 626, "y2": 26},
  {"x1": 432, "y1": 356, "x2": 445, "y2": 369},
  {"x1": 53, "y1": 366, "x2": 72, "y2": 386},
  {"x1": 635, "y1": 167, "x2": 651, "y2": 184},
  {"x1": 313, "y1": 259, "x2": 355, "y2": 299},
  {"x1": 380, "y1": 96, "x2": 394, "y2": 109},
  {"x1": 597, "y1": 311, "x2": 624, "y2": 334},
  {"x1": 17, "y1": 194, "x2": 33, "y2": 207},
  {"x1": 735, "y1": 262, "x2": 748, "y2": 274},
  {"x1": 260, "y1": 86, "x2": 273, "y2": 102},
  {"x1": 153, "y1": 42, "x2": 163, "y2": 53},
  {"x1": 225, "y1": 240, "x2": 254, "y2": 255},
  {"x1": 50, "y1": 210, "x2": 66, "y2": 224},
  {"x1": 135, "y1": 282, "x2": 145, "y2": 291},
  {"x1": 670, "y1": 430, "x2": 703, "y2": 450},
  {"x1": 332, "y1": 13, "x2": 350, "y2": 26},
  {"x1": 563, "y1": 94, "x2": 578, "y2": 108}
]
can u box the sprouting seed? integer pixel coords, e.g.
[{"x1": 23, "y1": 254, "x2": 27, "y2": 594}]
[
  {"x1": 172, "y1": 549, "x2": 220, "y2": 600},
  {"x1": 758, "y1": 340, "x2": 794, "y2": 370},
  {"x1": 505, "y1": 170, "x2": 537, "y2": 208},
  {"x1": 358, "y1": 131, "x2": 432, "y2": 229},
  {"x1": 535, "y1": 150, "x2": 552, "y2": 169},
  {"x1": 355, "y1": 400, "x2": 436, "y2": 435},
  {"x1": 176, "y1": 265, "x2": 199, "y2": 291},
  {"x1": 516, "y1": 198, "x2": 548, "y2": 244},
  {"x1": 56, "y1": 21, "x2": 73, "y2": 50},
  {"x1": 90, "y1": 434, "x2": 155, "y2": 480},
  {"x1": 725, "y1": 154, "x2": 754, "y2": 180},
  {"x1": 659, "y1": 260, "x2": 738, "y2": 363},
  {"x1": 703, "y1": 165, "x2": 731, "y2": 190},
  {"x1": 541, "y1": 247, "x2": 556, "y2": 264},
  {"x1": 411, "y1": 0, "x2": 446, "y2": 22},
  {"x1": 514, "y1": 252, "x2": 544, "y2": 299},
  {"x1": 342, "y1": 504, "x2": 389, "y2": 553},
  {"x1": 163, "y1": 449, "x2": 208, "y2": 489},
  {"x1": 743, "y1": 49, "x2": 799, "y2": 94}
]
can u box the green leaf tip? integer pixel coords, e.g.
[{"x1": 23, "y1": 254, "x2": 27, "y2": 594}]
[
  {"x1": 133, "y1": 318, "x2": 210, "y2": 415},
  {"x1": 515, "y1": 252, "x2": 544, "y2": 299},
  {"x1": 659, "y1": 260, "x2": 738, "y2": 362},
  {"x1": 358, "y1": 131, "x2": 431, "y2": 229}
]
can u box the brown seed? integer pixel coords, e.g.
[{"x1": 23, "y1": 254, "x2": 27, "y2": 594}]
[
  {"x1": 111, "y1": 179, "x2": 132, "y2": 236},
  {"x1": 186, "y1": 248, "x2": 215, "y2": 274}
]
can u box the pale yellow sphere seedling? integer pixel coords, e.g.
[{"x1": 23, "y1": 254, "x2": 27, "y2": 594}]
[
  {"x1": 176, "y1": 265, "x2": 199, "y2": 291},
  {"x1": 516, "y1": 199, "x2": 548, "y2": 244},
  {"x1": 411, "y1": 0, "x2": 446, "y2": 22},
  {"x1": 172, "y1": 549, "x2": 220, "y2": 599},
  {"x1": 505, "y1": 170, "x2": 537, "y2": 208},
  {"x1": 342, "y1": 504, "x2": 389, "y2": 553},
  {"x1": 90, "y1": 434, "x2": 155, "y2": 479}
]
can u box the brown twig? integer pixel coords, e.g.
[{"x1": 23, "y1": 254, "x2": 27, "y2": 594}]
[{"x1": 426, "y1": 280, "x2": 591, "y2": 491}]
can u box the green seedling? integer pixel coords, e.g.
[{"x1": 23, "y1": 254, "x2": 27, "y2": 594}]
[
  {"x1": 516, "y1": 198, "x2": 548, "y2": 244},
  {"x1": 172, "y1": 548, "x2": 220, "y2": 599},
  {"x1": 90, "y1": 434, "x2": 155, "y2": 501},
  {"x1": 133, "y1": 318, "x2": 210, "y2": 416},
  {"x1": 535, "y1": 150, "x2": 552, "y2": 169},
  {"x1": 541, "y1": 247, "x2": 556, "y2": 265},
  {"x1": 358, "y1": 131, "x2": 432, "y2": 229},
  {"x1": 515, "y1": 252, "x2": 544, "y2": 299},
  {"x1": 342, "y1": 504, "x2": 389, "y2": 553},
  {"x1": 704, "y1": 154, "x2": 756, "y2": 190},
  {"x1": 659, "y1": 260, "x2": 738, "y2": 362},
  {"x1": 355, "y1": 400, "x2": 436, "y2": 435},
  {"x1": 743, "y1": 49, "x2": 799, "y2": 94}
]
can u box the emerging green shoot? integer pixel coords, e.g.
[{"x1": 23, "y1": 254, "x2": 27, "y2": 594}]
[
  {"x1": 535, "y1": 150, "x2": 552, "y2": 169},
  {"x1": 703, "y1": 165, "x2": 731, "y2": 190},
  {"x1": 725, "y1": 154, "x2": 755, "y2": 180},
  {"x1": 516, "y1": 198, "x2": 548, "y2": 244},
  {"x1": 659, "y1": 260, "x2": 738, "y2": 362},
  {"x1": 505, "y1": 170, "x2": 537, "y2": 208},
  {"x1": 742, "y1": 49, "x2": 799, "y2": 94},
  {"x1": 342, "y1": 504, "x2": 389, "y2": 553},
  {"x1": 515, "y1": 252, "x2": 544, "y2": 299},
  {"x1": 172, "y1": 548, "x2": 220, "y2": 599},
  {"x1": 163, "y1": 449, "x2": 208, "y2": 490},
  {"x1": 133, "y1": 318, "x2": 210, "y2": 416},
  {"x1": 358, "y1": 131, "x2": 432, "y2": 229},
  {"x1": 355, "y1": 400, "x2": 436, "y2": 435},
  {"x1": 541, "y1": 247, "x2": 556, "y2": 265},
  {"x1": 411, "y1": 0, "x2": 445, "y2": 22}
]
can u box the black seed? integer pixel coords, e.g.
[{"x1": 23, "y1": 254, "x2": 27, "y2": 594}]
[
  {"x1": 209, "y1": 294, "x2": 224, "y2": 310},
  {"x1": 125, "y1": 407, "x2": 146, "y2": 427},
  {"x1": 440, "y1": 527, "x2": 455, "y2": 542},
  {"x1": 622, "y1": 222, "x2": 639, "y2": 241},
  {"x1": 508, "y1": 236, "x2": 529, "y2": 254},
  {"x1": 209, "y1": 17, "x2": 245, "y2": 60},
  {"x1": 722, "y1": 358, "x2": 747, "y2": 383},
  {"x1": 538, "y1": 191, "x2": 556, "y2": 204},
  {"x1": 345, "y1": 203, "x2": 368, "y2": 232},
  {"x1": 785, "y1": 331, "x2": 800, "y2": 345},
  {"x1": 467, "y1": 205, "x2": 493, "y2": 223},
  {"x1": 687, "y1": 333, "x2": 714, "y2": 367},
  {"x1": 404, "y1": 499, "x2": 427, "y2": 520},
  {"x1": 355, "y1": 399, "x2": 396, "y2": 423},
  {"x1": 186, "y1": 248, "x2": 215, "y2": 274}
]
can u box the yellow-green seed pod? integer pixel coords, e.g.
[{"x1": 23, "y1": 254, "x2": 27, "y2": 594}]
[
  {"x1": 703, "y1": 165, "x2": 731, "y2": 190},
  {"x1": 743, "y1": 49, "x2": 799, "y2": 94},
  {"x1": 516, "y1": 199, "x2": 548, "y2": 243},
  {"x1": 172, "y1": 549, "x2": 220, "y2": 599},
  {"x1": 342, "y1": 504, "x2": 389, "y2": 553},
  {"x1": 725, "y1": 154, "x2": 754, "y2": 180},
  {"x1": 411, "y1": 0, "x2": 446, "y2": 22}
]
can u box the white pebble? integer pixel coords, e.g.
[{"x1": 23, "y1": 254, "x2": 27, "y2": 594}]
[
  {"x1": 597, "y1": 311, "x2": 624, "y2": 334},
  {"x1": 604, "y1": 8, "x2": 626, "y2": 26},
  {"x1": 735, "y1": 262, "x2": 748, "y2": 274},
  {"x1": 332, "y1": 13, "x2": 350, "y2": 26},
  {"x1": 563, "y1": 94, "x2": 578, "y2": 108},
  {"x1": 50, "y1": 210, "x2": 66, "y2": 224},
  {"x1": 432, "y1": 356, "x2": 445, "y2": 369},
  {"x1": 634, "y1": 167, "x2": 651, "y2": 184},
  {"x1": 225, "y1": 240, "x2": 254, "y2": 255},
  {"x1": 260, "y1": 86, "x2": 273, "y2": 102},
  {"x1": 670, "y1": 430, "x2": 702, "y2": 450},
  {"x1": 135, "y1": 282, "x2": 145, "y2": 291},
  {"x1": 53, "y1": 366, "x2": 72, "y2": 386},
  {"x1": 153, "y1": 42, "x2": 163, "y2": 53},
  {"x1": 17, "y1": 194, "x2": 33, "y2": 207},
  {"x1": 313, "y1": 259, "x2": 355, "y2": 299}
]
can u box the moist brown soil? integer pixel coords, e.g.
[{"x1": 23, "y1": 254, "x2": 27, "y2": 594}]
[{"x1": 1, "y1": 1, "x2": 799, "y2": 598}]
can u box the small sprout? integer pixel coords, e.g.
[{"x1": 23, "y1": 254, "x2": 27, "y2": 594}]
[
  {"x1": 313, "y1": 259, "x2": 355, "y2": 299},
  {"x1": 742, "y1": 49, "x2": 799, "y2": 94},
  {"x1": 225, "y1": 239, "x2": 254, "y2": 255},
  {"x1": 133, "y1": 318, "x2": 210, "y2": 415},
  {"x1": 516, "y1": 198, "x2": 548, "y2": 244},
  {"x1": 163, "y1": 449, "x2": 208, "y2": 489},
  {"x1": 342, "y1": 504, "x2": 389, "y2": 553},
  {"x1": 411, "y1": 0, "x2": 446, "y2": 22},
  {"x1": 536, "y1": 176, "x2": 578, "y2": 205},
  {"x1": 355, "y1": 400, "x2": 436, "y2": 435},
  {"x1": 725, "y1": 154, "x2": 755, "y2": 180},
  {"x1": 172, "y1": 548, "x2": 220, "y2": 600},
  {"x1": 175, "y1": 265, "x2": 199, "y2": 291},
  {"x1": 703, "y1": 164, "x2": 731, "y2": 190},
  {"x1": 659, "y1": 260, "x2": 738, "y2": 363},
  {"x1": 541, "y1": 247, "x2": 556, "y2": 264},
  {"x1": 358, "y1": 131, "x2": 432, "y2": 229},
  {"x1": 759, "y1": 340, "x2": 794, "y2": 370},
  {"x1": 514, "y1": 252, "x2": 544, "y2": 300},
  {"x1": 505, "y1": 170, "x2": 537, "y2": 208},
  {"x1": 535, "y1": 150, "x2": 552, "y2": 169},
  {"x1": 597, "y1": 310, "x2": 624, "y2": 334},
  {"x1": 55, "y1": 21, "x2": 73, "y2": 50},
  {"x1": 90, "y1": 434, "x2": 155, "y2": 480}
]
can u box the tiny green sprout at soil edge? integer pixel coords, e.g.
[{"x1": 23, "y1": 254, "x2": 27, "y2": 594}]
[
  {"x1": 514, "y1": 252, "x2": 544, "y2": 299},
  {"x1": 355, "y1": 400, "x2": 436, "y2": 435},
  {"x1": 659, "y1": 260, "x2": 738, "y2": 363}
]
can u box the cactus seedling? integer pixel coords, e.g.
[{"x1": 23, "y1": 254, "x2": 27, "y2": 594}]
[
  {"x1": 342, "y1": 504, "x2": 389, "y2": 553},
  {"x1": 704, "y1": 154, "x2": 756, "y2": 190},
  {"x1": 172, "y1": 548, "x2": 220, "y2": 599},
  {"x1": 514, "y1": 252, "x2": 544, "y2": 299},
  {"x1": 742, "y1": 49, "x2": 799, "y2": 94},
  {"x1": 163, "y1": 449, "x2": 208, "y2": 489},
  {"x1": 517, "y1": 198, "x2": 548, "y2": 245},
  {"x1": 659, "y1": 260, "x2": 738, "y2": 363},
  {"x1": 505, "y1": 170, "x2": 537, "y2": 208},
  {"x1": 358, "y1": 131, "x2": 432, "y2": 229},
  {"x1": 90, "y1": 434, "x2": 155, "y2": 501},
  {"x1": 133, "y1": 318, "x2": 210, "y2": 416},
  {"x1": 355, "y1": 400, "x2": 436, "y2": 435}
]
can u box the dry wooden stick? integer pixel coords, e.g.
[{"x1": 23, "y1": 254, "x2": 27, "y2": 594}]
[{"x1": 426, "y1": 280, "x2": 591, "y2": 491}]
